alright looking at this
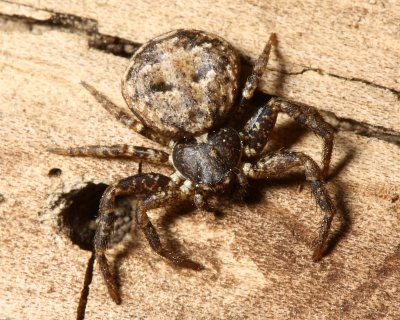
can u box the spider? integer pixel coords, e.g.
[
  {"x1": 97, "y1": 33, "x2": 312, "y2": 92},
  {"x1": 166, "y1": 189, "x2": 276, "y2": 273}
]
[{"x1": 50, "y1": 29, "x2": 335, "y2": 304}]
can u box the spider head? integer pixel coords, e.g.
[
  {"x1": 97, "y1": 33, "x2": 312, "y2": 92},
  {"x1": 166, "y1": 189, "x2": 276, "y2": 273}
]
[{"x1": 171, "y1": 127, "x2": 242, "y2": 187}]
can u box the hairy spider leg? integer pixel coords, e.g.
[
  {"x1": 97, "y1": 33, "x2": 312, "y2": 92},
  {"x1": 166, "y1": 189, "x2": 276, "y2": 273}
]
[
  {"x1": 95, "y1": 173, "x2": 172, "y2": 304},
  {"x1": 238, "y1": 33, "x2": 277, "y2": 114},
  {"x1": 269, "y1": 98, "x2": 334, "y2": 178},
  {"x1": 240, "y1": 101, "x2": 279, "y2": 158},
  {"x1": 241, "y1": 33, "x2": 277, "y2": 100},
  {"x1": 242, "y1": 151, "x2": 335, "y2": 261},
  {"x1": 240, "y1": 98, "x2": 334, "y2": 178},
  {"x1": 81, "y1": 81, "x2": 169, "y2": 146},
  {"x1": 49, "y1": 144, "x2": 170, "y2": 165}
]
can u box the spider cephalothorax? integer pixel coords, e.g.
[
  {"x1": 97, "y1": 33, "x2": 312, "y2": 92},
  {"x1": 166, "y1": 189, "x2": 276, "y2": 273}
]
[
  {"x1": 172, "y1": 127, "x2": 242, "y2": 186},
  {"x1": 50, "y1": 29, "x2": 335, "y2": 304}
]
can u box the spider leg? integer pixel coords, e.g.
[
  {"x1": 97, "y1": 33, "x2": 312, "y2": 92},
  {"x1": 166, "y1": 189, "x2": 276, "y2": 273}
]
[
  {"x1": 241, "y1": 33, "x2": 277, "y2": 101},
  {"x1": 238, "y1": 33, "x2": 277, "y2": 114},
  {"x1": 269, "y1": 98, "x2": 334, "y2": 178},
  {"x1": 49, "y1": 144, "x2": 170, "y2": 165},
  {"x1": 81, "y1": 81, "x2": 169, "y2": 146},
  {"x1": 232, "y1": 171, "x2": 250, "y2": 201},
  {"x1": 242, "y1": 151, "x2": 335, "y2": 261},
  {"x1": 241, "y1": 98, "x2": 334, "y2": 178},
  {"x1": 95, "y1": 173, "x2": 173, "y2": 304},
  {"x1": 240, "y1": 102, "x2": 279, "y2": 158}
]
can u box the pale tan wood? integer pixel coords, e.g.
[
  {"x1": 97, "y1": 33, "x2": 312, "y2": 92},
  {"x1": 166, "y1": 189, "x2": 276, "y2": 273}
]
[{"x1": 0, "y1": 1, "x2": 399, "y2": 320}]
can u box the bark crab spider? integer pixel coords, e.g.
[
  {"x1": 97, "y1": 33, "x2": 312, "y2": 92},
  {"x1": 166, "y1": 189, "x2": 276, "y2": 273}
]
[{"x1": 50, "y1": 29, "x2": 335, "y2": 304}]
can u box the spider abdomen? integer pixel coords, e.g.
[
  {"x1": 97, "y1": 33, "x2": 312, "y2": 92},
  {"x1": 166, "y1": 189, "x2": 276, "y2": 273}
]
[{"x1": 122, "y1": 29, "x2": 241, "y2": 139}]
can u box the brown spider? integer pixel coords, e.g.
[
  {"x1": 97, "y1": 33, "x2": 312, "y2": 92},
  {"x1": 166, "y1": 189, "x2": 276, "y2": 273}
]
[{"x1": 50, "y1": 29, "x2": 335, "y2": 304}]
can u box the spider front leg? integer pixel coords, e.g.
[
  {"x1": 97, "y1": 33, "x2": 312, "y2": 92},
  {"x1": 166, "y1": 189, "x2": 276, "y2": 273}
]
[
  {"x1": 95, "y1": 173, "x2": 173, "y2": 304},
  {"x1": 239, "y1": 33, "x2": 277, "y2": 108},
  {"x1": 241, "y1": 98, "x2": 334, "y2": 178},
  {"x1": 49, "y1": 144, "x2": 169, "y2": 165},
  {"x1": 242, "y1": 151, "x2": 336, "y2": 261},
  {"x1": 233, "y1": 33, "x2": 276, "y2": 122}
]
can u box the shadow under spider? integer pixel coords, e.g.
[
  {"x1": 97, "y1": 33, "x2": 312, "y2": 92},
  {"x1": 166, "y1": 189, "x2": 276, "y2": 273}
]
[
  {"x1": 244, "y1": 149, "x2": 354, "y2": 259},
  {"x1": 323, "y1": 151, "x2": 354, "y2": 256},
  {"x1": 158, "y1": 201, "x2": 205, "y2": 270},
  {"x1": 115, "y1": 111, "x2": 354, "y2": 277},
  {"x1": 111, "y1": 199, "x2": 205, "y2": 272},
  {"x1": 324, "y1": 185, "x2": 352, "y2": 257}
]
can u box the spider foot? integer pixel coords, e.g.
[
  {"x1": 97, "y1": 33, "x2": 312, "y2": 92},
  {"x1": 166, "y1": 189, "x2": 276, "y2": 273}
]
[
  {"x1": 96, "y1": 254, "x2": 121, "y2": 304},
  {"x1": 312, "y1": 249, "x2": 324, "y2": 262},
  {"x1": 311, "y1": 240, "x2": 325, "y2": 262}
]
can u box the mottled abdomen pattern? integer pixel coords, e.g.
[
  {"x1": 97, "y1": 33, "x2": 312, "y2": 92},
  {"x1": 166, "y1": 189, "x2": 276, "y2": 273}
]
[{"x1": 122, "y1": 29, "x2": 241, "y2": 138}]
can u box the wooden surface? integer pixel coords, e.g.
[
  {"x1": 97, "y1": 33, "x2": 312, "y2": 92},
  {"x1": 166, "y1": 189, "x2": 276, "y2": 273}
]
[{"x1": 0, "y1": 1, "x2": 399, "y2": 319}]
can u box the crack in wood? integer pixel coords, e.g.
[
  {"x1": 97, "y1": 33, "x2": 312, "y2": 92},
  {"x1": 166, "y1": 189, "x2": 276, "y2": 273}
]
[
  {"x1": 0, "y1": 4, "x2": 140, "y2": 58},
  {"x1": 320, "y1": 110, "x2": 400, "y2": 146},
  {"x1": 279, "y1": 67, "x2": 400, "y2": 101}
]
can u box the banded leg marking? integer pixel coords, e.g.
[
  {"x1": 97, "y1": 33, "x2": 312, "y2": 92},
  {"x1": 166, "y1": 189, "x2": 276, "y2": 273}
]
[
  {"x1": 237, "y1": 33, "x2": 277, "y2": 115},
  {"x1": 269, "y1": 98, "x2": 334, "y2": 177},
  {"x1": 49, "y1": 144, "x2": 169, "y2": 164},
  {"x1": 241, "y1": 33, "x2": 277, "y2": 101},
  {"x1": 94, "y1": 173, "x2": 172, "y2": 304},
  {"x1": 240, "y1": 103, "x2": 279, "y2": 158},
  {"x1": 241, "y1": 98, "x2": 334, "y2": 177}
]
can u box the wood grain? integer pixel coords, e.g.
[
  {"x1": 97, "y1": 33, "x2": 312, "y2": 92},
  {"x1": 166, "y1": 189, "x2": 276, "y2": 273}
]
[{"x1": 0, "y1": 1, "x2": 399, "y2": 319}]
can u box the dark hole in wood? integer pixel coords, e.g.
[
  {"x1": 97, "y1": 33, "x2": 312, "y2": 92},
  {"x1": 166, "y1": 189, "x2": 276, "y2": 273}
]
[
  {"x1": 61, "y1": 183, "x2": 108, "y2": 251},
  {"x1": 48, "y1": 167, "x2": 62, "y2": 177}
]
